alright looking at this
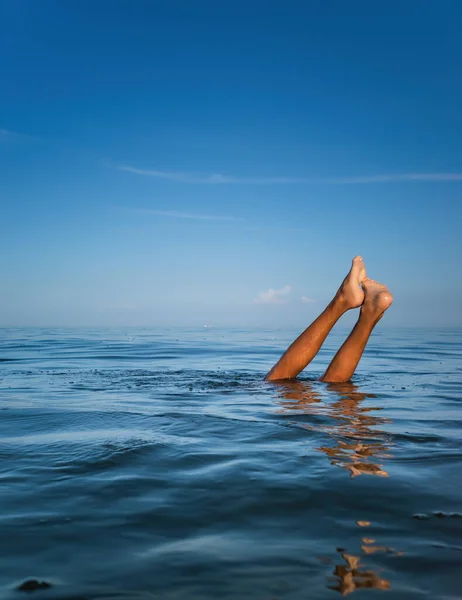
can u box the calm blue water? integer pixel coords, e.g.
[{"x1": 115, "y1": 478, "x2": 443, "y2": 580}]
[{"x1": 1, "y1": 327, "x2": 461, "y2": 599}]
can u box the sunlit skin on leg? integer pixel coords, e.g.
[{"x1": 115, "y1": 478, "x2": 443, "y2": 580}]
[
  {"x1": 265, "y1": 258, "x2": 393, "y2": 383},
  {"x1": 265, "y1": 256, "x2": 367, "y2": 382},
  {"x1": 321, "y1": 278, "x2": 393, "y2": 383}
]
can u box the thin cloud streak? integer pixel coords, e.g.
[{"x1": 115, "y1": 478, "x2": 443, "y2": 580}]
[
  {"x1": 0, "y1": 128, "x2": 33, "y2": 141},
  {"x1": 117, "y1": 165, "x2": 305, "y2": 184},
  {"x1": 245, "y1": 226, "x2": 309, "y2": 232},
  {"x1": 118, "y1": 164, "x2": 462, "y2": 185},
  {"x1": 135, "y1": 209, "x2": 242, "y2": 221},
  {"x1": 323, "y1": 173, "x2": 462, "y2": 183}
]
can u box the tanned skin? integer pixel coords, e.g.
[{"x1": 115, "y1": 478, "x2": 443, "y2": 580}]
[{"x1": 265, "y1": 257, "x2": 393, "y2": 383}]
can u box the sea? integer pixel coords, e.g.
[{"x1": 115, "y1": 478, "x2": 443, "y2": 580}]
[{"x1": 0, "y1": 326, "x2": 461, "y2": 599}]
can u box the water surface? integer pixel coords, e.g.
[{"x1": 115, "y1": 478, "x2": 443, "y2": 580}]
[{"x1": 1, "y1": 327, "x2": 461, "y2": 599}]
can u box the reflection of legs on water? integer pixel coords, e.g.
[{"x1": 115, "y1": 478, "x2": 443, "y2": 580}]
[
  {"x1": 274, "y1": 379, "x2": 323, "y2": 410},
  {"x1": 321, "y1": 279, "x2": 393, "y2": 383},
  {"x1": 266, "y1": 257, "x2": 366, "y2": 381},
  {"x1": 321, "y1": 382, "x2": 391, "y2": 478},
  {"x1": 330, "y1": 548, "x2": 391, "y2": 595},
  {"x1": 274, "y1": 380, "x2": 392, "y2": 477},
  {"x1": 323, "y1": 383, "x2": 391, "y2": 479}
]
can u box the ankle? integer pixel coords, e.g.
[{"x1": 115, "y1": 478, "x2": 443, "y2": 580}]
[
  {"x1": 330, "y1": 294, "x2": 351, "y2": 314},
  {"x1": 359, "y1": 305, "x2": 383, "y2": 325}
]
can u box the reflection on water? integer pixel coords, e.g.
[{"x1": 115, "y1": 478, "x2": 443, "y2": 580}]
[
  {"x1": 275, "y1": 380, "x2": 392, "y2": 477},
  {"x1": 330, "y1": 546, "x2": 391, "y2": 595},
  {"x1": 315, "y1": 520, "x2": 404, "y2": 596},
  {"x1": 1, "y1": 328, "x2": 461, "y2": 599},
  {"x1": 274, "y1": 381, "x2": 398, "y2": 594},
  {"x1": 328, "y1": 520, "x2": 402, "y2": 595}
]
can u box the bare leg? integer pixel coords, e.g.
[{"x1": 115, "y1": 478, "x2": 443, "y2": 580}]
[
  {"x1": 321, "y1": 278, "x2": 393, "y2": 383},
  {"x1": 265, "y1": 256, "x2": 366, "y2": 381}
]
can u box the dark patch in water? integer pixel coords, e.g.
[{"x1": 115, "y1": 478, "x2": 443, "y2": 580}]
[
  {"x1": 17, "y1": 579, "x2": 52, "y2": 592},
  {"x1": 413, "y1": 511, "x2": 462, "y2": 520}
]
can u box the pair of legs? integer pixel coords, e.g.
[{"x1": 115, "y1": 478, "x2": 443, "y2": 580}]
[{"x1": 265, "y1": 257, "x2": 393, "y2": 383}]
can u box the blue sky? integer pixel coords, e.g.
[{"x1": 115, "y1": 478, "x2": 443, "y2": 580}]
[{"x1": 1, "y1": 0, "x2": 461, "y2": 327}]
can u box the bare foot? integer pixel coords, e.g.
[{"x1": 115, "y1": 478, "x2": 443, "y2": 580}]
[
  {"x1": 336, "y1": 256, "x2": 367, "y2": 309},
  {"x1": 361, "y1": 278, "x2": 393, "y2": 319}
]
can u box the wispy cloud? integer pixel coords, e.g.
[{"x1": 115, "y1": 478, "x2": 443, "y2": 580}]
[
  {"x1": 254, "y1": 285, "x2": 292, "y2": 304},
  {"x1": 118, "y1": 164, "x2": 462, "y2": 185},
  {"x1": 117, "y1": 164, "x2": 305, "y2": 184},
  {"x1": 0, "y1": 128, "x2": 33, "y2": 141},
  {"x1": 322, "y1": 173, "x2": 462, "y2": 183},
  {"x1": 245, "y1": 226, "x2": 309, "y2": 232},
  {"x1": 301, "y1": 296, "x2": 317, "y2": 304},
  {"x1": 135, "y1": 209, "x2": 242, "y2": 221}
]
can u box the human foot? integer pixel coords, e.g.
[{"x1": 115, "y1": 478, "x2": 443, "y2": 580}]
[
  {"x1": 336, "y1": 256, "x2": 367, "y2": 309},
  {"x1": 361, "y1": 278, "x2": 393, "y2": 319}
]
